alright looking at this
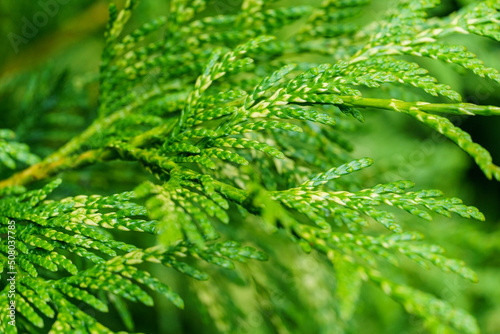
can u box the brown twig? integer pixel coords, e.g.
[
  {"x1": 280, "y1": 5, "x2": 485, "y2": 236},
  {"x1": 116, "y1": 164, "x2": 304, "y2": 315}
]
[{"x1": 0, "y1": 148, "x2": 116, "y2": 189}]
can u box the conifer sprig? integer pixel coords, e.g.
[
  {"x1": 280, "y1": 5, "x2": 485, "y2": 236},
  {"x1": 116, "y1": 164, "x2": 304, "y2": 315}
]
[{"x1": 1, "y1": 0, "x2": 500, "y2": 333}]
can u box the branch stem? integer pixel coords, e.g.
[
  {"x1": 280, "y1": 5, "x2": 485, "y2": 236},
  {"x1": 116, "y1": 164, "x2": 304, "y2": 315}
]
[{"x1": 0, "y1": 149, "x2": 116, "y2": 189}]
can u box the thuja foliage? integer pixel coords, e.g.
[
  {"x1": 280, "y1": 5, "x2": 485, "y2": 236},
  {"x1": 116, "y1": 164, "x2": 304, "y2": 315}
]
[{"x1": 1, "y1": 0, "x2": 500, "y2": 333}]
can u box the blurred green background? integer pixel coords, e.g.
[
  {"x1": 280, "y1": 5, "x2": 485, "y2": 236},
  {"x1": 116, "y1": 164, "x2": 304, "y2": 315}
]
[{"x1": 1, "y1": 0, "x2": 499, "y2": 333}]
